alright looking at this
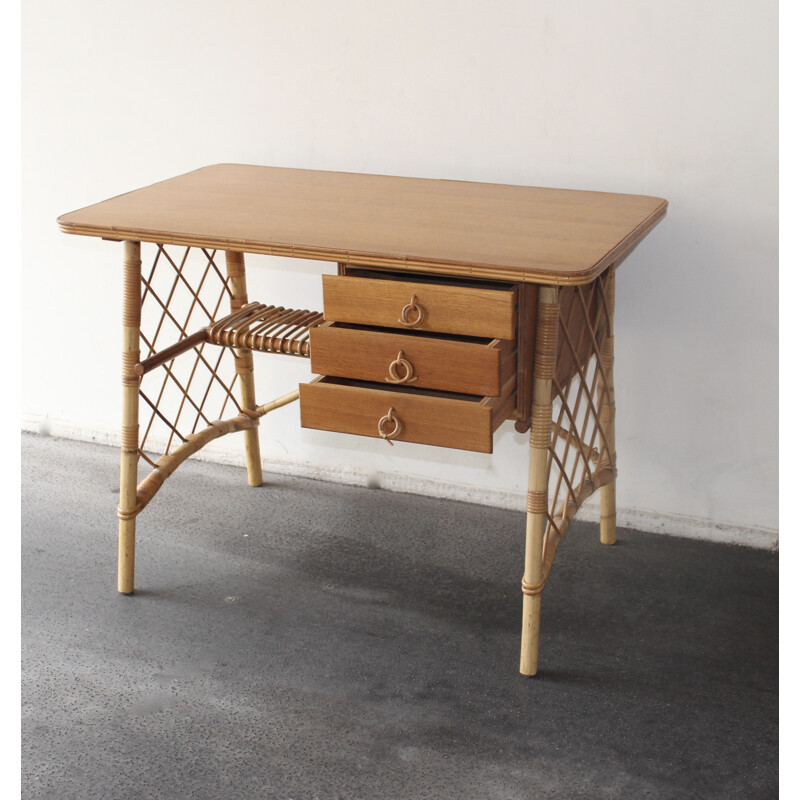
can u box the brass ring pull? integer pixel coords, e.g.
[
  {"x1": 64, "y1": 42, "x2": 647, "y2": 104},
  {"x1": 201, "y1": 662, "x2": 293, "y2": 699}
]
[
  {"x1": 384, "y1": 350, "x2": 418, "y2": 384},
  {"x1": 378, "y1": 406, "x2": 402, "y2": 445},
  {"x1": 397, "y1": 295, "x2": 425, "y2": 328}
]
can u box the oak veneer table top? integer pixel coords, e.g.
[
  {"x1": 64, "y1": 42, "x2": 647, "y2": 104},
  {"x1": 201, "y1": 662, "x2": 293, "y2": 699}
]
[{"x1": 58, "y1": 164, "x2": 667, "y2": 285}]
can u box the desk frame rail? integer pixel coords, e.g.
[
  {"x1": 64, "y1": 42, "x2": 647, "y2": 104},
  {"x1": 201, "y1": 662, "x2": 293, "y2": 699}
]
[
  {"x1": 116, "y1": 242, "x2": 322, "y2": 593},
  {"x1": 115, "y1": 241, "x2": 617, "y2": 677}
]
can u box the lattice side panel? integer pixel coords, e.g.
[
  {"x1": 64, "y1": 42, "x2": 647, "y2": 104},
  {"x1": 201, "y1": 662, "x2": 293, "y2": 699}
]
[
  {"x1": 542, "y1": 269, "x2": 616, "y2": 574},
  {"x1": 137, "y1": 245, "x2": 242, "y2": 467}
]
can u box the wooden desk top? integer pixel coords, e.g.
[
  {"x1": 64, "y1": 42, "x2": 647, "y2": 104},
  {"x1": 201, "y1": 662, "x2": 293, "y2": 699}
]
[{"x1": 58, "y1": 164, "x2": 666, "y2": 285}]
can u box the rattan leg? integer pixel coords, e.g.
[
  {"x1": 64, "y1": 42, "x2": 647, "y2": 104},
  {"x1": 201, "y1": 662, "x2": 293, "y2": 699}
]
[
  {"x1": 225, "y1": 251, "x2": 263, "y2": 487},
  {"x1": 520, "y1": 285, "x2": 559, "y2": 676},
  {"x1": 600, "y1": 481, "x2": 616, "y2": 545},
  {"x1": 118, "y1": 240, "x2": 141, "y2": 594},
  {"x1": 599, "y1": 268, "x2": 617, "y2": 545}
]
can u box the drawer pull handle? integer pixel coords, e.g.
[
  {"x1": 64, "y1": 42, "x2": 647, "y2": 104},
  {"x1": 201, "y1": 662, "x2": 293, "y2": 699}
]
[
  {"x1": 397, "y1": 295, "x2": 425, "y2": 328},
  {"x1": 378, "y1": 406, "x2": 403, "y2": 445},
  {"x1": 385, "y1": 351, "x2": 418, "y2": 385}
]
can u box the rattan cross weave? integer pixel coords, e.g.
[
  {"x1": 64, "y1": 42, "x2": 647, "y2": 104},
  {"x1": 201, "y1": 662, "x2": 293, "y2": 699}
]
[{"x1": 59, "y1": 164, "x2": 666, "y2": 676}]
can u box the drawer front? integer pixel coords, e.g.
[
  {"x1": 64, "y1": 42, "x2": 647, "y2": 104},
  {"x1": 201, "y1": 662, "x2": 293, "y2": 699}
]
[
  {"x1": 322, "y1": 275, "x2": 517, "y2": 339},
  {"x1": 299, "y1": 377, "x2": 515, "y2": 453},
  {"x1": 309, "y1": 323, "x2": 515, "y2": 396}
]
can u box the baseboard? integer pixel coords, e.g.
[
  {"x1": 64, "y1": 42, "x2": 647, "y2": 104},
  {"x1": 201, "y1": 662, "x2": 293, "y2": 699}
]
[{"x1": 22, "y1": 415, "x2": 778, "y2": 551}]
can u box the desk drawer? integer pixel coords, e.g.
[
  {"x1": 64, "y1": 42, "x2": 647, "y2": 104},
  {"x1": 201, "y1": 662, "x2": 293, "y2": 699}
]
[
  {"x1": 322, "y1": 274, "x2": 517, "y2": 339},
  {"x1": 299, "y1": 377, "x2": 515, "y2": 453},
  {"x1": 309, "y1": 322, "x2": 515, "y2": 396}
]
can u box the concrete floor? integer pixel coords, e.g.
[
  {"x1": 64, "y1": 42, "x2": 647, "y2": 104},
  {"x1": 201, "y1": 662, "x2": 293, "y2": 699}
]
[{"x1": 21, "y1": 433, "x2": 777, "y2": 799}]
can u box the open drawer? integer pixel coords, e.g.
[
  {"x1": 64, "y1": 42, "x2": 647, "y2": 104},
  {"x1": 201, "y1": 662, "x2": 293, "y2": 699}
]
[
  {"x1": 322, "y1": 274, "x2": 517, "y2": 339},
  {"x1": 309, "y1": 322, "x2": 515, "y2": 396},
  {"x1": 299, "y1": 376, "x2": 516, "y2": 453}
]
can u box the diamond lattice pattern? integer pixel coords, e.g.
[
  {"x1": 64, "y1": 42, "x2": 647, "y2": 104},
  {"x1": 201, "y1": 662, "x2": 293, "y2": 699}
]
[
  {"x1": 543, "y1": 270, "x2": 615, "y2": 569},
  {"x1": 137, "y1": 245, "x2": 241, "y2": 465}
]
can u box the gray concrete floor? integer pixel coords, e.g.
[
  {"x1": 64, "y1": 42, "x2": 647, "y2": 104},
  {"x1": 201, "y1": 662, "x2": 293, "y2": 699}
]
[{"x1": 21, "y1": 432, "x2": 777, "y2": 800}]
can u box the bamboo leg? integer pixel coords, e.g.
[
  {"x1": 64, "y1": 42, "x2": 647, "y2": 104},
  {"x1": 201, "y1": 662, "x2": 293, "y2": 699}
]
[
  {"x1": 520, "y1": 285, "x2": 559, "y2": 676},
  {"x1": 118, "y1": 240, "x2": 141, "y2": 594},
  {"x1": 225, "y1": 251, "x2": 263, "y2": 486},
  {"x1": 599, "y1": 268, "x2": 617, "y2": 545}
]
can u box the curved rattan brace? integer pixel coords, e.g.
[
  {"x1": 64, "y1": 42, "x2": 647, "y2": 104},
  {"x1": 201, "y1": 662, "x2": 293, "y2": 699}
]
[
  {"x1": 540, "y1": 465, "x2": 617, "y2": 584},
  {"x1": 135, "y1": 414, "x2": 259, "y2": 512},
  {"x1": 521, "y1": 469, "x2": 629, "y2": 597},
  {"x1": 131, "y1": 389, "x2": 302, "y2": 515}
]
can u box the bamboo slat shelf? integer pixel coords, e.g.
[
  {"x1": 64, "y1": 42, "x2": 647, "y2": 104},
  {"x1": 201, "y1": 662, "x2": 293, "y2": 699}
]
[
  {"x1": 208, "y1": 303, "x2": 323, "y2": 355},
  {"x1": 58, "y1": 164, "x2": 667, "y2": 677},
  {"x1": 134, "y1": 302, "x2": 324, "y2": 377}
]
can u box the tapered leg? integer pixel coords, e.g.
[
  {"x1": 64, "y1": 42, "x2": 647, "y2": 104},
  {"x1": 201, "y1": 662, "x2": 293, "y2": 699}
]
[
  {"x1": 520, "y1": 448, "x2": 548, "y2": 676},
  {"x1": 118, "y1": 240, "x2": 141, "y2": 594},
  {"x1": 598, "y1": 268, "x2": 617, "y2": 545},
  {"x1": 520, "y1": 285, "x2": 559, "y2": 676},
  {"x1": 225, "y1": 251, "x2": 263, "y2": 486}
]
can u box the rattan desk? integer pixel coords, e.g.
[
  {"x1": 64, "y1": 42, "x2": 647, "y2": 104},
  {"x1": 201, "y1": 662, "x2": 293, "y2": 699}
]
[{"x1": 58, "y1": 164, "x2": 667, "y2": 676}]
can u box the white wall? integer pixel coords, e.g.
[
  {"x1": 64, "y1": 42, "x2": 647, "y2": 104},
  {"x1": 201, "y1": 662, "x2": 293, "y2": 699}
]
[{"x1": 22, "y1": 0, "x2": 778, "y2": 546}]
